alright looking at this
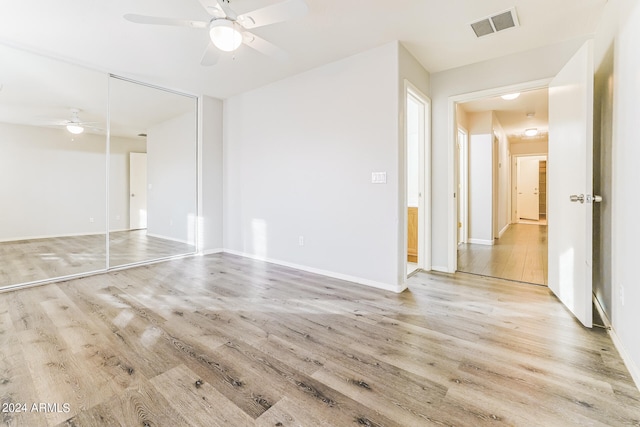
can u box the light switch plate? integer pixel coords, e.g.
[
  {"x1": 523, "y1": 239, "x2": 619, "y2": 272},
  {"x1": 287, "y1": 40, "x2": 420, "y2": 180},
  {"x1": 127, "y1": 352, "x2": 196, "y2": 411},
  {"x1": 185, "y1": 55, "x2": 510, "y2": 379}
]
[{"x1": 372, "y1": 172, "x2": 387, "y2": 184}]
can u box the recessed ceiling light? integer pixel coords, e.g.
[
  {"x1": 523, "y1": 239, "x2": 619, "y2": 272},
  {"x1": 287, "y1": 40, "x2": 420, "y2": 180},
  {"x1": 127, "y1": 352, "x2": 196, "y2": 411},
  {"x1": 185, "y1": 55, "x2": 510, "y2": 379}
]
[
  {"x1": 524, "y1": 128, "x2": 538, "y2": 137},
  {"x1": 501, "y1": 92, "x2": 520, "y2": 100}
]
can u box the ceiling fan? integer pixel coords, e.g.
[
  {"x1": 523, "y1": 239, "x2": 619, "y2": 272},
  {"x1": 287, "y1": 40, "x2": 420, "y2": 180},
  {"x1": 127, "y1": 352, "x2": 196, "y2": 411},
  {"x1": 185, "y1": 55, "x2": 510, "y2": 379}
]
[
  {"x1": 124, "y1": 0, "x2": 308, "y2": 66},
  {"x1": 37, "y1": 108, "x2": 101, "y2": 135}
]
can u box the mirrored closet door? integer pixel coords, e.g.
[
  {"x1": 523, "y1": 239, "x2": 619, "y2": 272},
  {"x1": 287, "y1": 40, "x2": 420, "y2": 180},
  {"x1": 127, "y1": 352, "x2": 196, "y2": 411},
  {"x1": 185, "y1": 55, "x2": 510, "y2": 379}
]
[
  {"x1": 108, "y1": 76, "x2": 198, "y2": 268},
  {"x1": 0, "y1": 44, "x2": 108, "y2": 288},
  {"x1": 0, "y1": 44, "x2": 198, "y2": 290}
]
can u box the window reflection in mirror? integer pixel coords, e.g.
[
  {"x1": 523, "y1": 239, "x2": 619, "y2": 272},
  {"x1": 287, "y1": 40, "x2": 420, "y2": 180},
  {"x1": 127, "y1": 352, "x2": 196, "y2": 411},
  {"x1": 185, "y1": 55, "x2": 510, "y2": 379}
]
[
  {"x1": 0, "y1": 43, "x2": 108, "y2": 288},
  {"x1": 108, "y1": 76, "x2": 197, "y2": 267}
]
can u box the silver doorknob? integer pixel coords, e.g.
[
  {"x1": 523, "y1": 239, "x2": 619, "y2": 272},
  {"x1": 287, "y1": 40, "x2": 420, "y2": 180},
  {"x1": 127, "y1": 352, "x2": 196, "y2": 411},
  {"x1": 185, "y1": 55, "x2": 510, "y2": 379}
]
[
  {"x1": 570, "y1": 194, "x2": 585, "y2": 203},
  {"x1": 131, "y1": 193, "x2": 135, "y2": 197},
  {"x1": 587, "y1": 194, "x2": 603, "y2": 203}
]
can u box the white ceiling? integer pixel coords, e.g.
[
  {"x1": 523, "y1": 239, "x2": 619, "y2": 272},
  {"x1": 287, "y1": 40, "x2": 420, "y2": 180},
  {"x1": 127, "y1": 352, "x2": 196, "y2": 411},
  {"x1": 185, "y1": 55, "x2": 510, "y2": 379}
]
[
  {"x1": 0, "y1": 0, "x2": 607, "y2": 99},
  {"x1": 459, "y1": 88, "x2": 549, "y2": 143}
]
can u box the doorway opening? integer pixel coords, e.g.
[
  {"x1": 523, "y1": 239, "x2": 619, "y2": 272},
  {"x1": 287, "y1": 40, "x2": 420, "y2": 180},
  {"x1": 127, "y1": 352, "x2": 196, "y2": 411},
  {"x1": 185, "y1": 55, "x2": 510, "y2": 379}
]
[
  {"x1": 452, "y1": 85, "x2": 549, "y2": 286},
  {"x1": 404, "y1": 82, "x2": 431, "y2": 278},
  {"x1": 513, "y1": 154, "x2": 547, "y2": 225}
]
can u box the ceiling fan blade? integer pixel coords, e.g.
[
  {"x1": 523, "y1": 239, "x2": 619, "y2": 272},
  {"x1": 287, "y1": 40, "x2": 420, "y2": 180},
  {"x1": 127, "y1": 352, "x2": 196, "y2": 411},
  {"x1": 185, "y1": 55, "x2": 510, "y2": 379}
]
[
  {"x1": 196, "y1": 0, "x2": 225, "y2": 17},
  {"x1": 200, "y1": 43, "x2": 220, "y2": 66},
  {"x1": 124, "y1": 14, "x2": 208, "y2": 29},
  {"x1": 242, "y1": 32, "x2": 287, "y2": 60},
  {"x1": 215, "y1": 0, "x2": 238, "y2": 20},
  {"x1": 237, "y1": 0, "x2": 308, "y2": 29}
]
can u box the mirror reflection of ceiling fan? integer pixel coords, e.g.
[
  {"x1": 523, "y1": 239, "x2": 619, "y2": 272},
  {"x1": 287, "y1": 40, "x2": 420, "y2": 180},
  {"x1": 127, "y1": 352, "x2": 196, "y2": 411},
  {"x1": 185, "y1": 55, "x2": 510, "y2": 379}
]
[
  {"x1": 37, "y1": 108, "x2": 101, "y2": 135},
  {"x1": 124, "y1": 0, "x2": 308, "y2": 66}
]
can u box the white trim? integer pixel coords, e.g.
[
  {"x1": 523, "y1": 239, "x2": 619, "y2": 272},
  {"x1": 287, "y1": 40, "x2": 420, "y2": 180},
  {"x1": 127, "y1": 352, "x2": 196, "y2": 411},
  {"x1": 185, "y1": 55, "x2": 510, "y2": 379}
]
[
  {"x1": 468, "y1": 238, "x2": 495, "y2": 246},
  {"x1": 223, "y1": 249, "x2": 402, "y2": 293},
  {"x1": 202, "y1": 248, "x2": 224, "y2": 255},
  {"x1": 593, "y1": 296, "x2": 640, "y2": 392},
  {"x1": 146, "y1": 232, "x2": 194, "y2": 246},
  {"x1": 447, "y1": 78, "x2": 553, "y2": 273},
  {"x1": 609, "y1": 328, "x2": 640, "y2": 391},
  {"x1": 0, "y1": 231, "x2": 106, "y2": 243},
  {"x1": 403, "y1": 80, "x2": 432, "y2": 281},
  {"x1": 498, "y1": 223, "x2": 510, "y2": 238},
  {"x1": 431, "y1": 265, "x2": 450, "y2": 273},
  {"x1": 457, "y1": 126, "x2": 469, "y2": 245}
]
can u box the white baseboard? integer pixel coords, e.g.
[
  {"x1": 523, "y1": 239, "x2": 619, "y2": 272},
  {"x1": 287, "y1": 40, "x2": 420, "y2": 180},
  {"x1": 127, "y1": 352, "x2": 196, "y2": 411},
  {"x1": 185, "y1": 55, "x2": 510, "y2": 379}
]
[
  {"x1": 201, "y1": 248, "x2": 224, "y2": 255},
  {"x1": 0, "y1": 231, "x2": 105, "y2": 243},
  {"x1": 220, "y1": 249, "x2": 402, "y2": 293},
  {"x1": 431, "y1": 265, "x2": 452, "y2": 273},
  {"x1": 499, "y1": 224, "x2": 510, "y2": 239},
  {"x1": 609, "y1": 325, "x2": 640, "y2": 392},
  {"x1": 593, "y1": 295, "x2": 640, "y2": 392},
  {"x1": 468, "y1": 238, "x2": 494, "y2": 246},
  {"x1": 146, "y1": 232, "x2": 192, "y2": 245}
]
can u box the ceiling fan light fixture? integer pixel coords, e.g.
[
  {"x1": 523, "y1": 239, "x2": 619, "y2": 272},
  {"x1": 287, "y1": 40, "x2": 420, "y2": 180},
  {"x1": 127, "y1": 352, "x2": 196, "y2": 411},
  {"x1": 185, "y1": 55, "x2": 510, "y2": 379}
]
[
  {"x1": 209, "y1": 19, "x2": 242, "y2": 52},
  {"x1": 66, "y1": 124, "x2": 84, "y2": 135},
  {"x1": 524, "y1": 128, "x2": 538, "y2": 137},
  {"x1": 501, "y1": 92, "x2": 520, "y2": 100}
]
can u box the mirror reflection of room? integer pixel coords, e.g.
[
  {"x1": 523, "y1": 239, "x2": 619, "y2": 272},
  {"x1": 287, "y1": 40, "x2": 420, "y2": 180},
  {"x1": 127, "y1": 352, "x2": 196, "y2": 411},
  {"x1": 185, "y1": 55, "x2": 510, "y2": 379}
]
[
  {"x1": 0, "y1": 44, "x2": 198, "y2": 289},
  {"x1": 0, "y1": 44, "x2": 108, "y2": 287},
  {"x1": 108, "y1": 77, "x2": 198, "y2": 268}
]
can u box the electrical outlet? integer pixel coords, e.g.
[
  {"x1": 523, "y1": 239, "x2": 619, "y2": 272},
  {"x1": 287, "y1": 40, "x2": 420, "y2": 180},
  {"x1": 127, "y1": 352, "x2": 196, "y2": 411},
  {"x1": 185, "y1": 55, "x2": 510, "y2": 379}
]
[
  {"x1": 89, "y1": 217, "x2": 94, "y2": 223},
  {"x1": 116, "y1": 215, "x2": 121, "y2": 220},
  {"x1": 298, "y1": 236, "x2": 304, "y2": 246}
]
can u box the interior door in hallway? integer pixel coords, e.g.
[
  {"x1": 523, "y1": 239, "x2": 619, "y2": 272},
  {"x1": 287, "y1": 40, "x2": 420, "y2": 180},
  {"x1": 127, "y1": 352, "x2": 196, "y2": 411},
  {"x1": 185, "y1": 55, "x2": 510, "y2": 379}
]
[
  {"x1": 517, "y1": 157, "x2": 542, "y2": 221},
  {"x1": 548, "y1": 40, "x2": 594, "y2": 328},
  {"x1": 129, "y1": 152, "x2": 147, "y2": 230}
]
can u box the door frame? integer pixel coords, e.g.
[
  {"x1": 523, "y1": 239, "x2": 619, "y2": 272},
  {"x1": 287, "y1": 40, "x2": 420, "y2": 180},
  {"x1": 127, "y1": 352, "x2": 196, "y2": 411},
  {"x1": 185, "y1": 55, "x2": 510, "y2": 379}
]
[
  {"x1": 446, "y1": 78, "x2": 552, "y2": 272},
  {"x1": 404, "y1": 80, "x2": 431, "y2": 278},
  {"x1": 457, "y1": 127, "x2": 469, "y2": 244}
]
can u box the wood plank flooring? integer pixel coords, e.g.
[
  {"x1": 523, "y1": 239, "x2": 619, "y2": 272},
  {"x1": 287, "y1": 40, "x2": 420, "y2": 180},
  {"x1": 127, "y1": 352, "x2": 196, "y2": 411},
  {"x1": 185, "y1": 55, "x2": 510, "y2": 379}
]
[
  {"x1": 458, "y1": 223, "x2": 548, "y2": 285},
  {"x1": 0, "y1": 230, "x2": 195, "y2": 288},
  {"x1": 1, "y1": 253, "x2": 639, "y2": 426}
]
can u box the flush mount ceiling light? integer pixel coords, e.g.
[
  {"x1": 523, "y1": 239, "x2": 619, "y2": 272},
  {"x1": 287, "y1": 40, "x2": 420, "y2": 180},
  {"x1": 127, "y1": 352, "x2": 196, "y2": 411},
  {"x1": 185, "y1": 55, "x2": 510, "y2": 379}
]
[
  {"x1": 66, "y1": 124, "x2": 84, "y2": 135},
  {"x1": 209, "y1": 19, "x2": 243, "y2": 52},
  {"x1": 501, "y1": 92, "x2": 520, "y2": 100},
  {"x1": 524, "y1": 128, "x2": 539, "y2": 137}
]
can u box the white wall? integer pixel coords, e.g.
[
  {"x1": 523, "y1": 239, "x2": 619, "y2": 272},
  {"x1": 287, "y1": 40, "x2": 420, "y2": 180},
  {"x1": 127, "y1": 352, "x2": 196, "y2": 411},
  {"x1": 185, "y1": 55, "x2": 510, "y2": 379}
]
[
  {"x1": 493, "y1": 114, "x2": 510, "y2": 236},
  {"x1": 199, "y1": 95, "x2": 224, "y2": 253},
  {"x1": 147, "y1": 111, "x2": 197, "y2": 244},
  {"x1": 468, "y1": 132, "x2": 493, "y2": 244},
  {"x1": 509, "y1": 139, "x2": 548, "y2": 156},
  {"x1": 223, "y1": 42, "x2": 402, "y2": 291},
  {"x1": 429, "y1": 37, "x2": 591, "y2": 271},
  {"x1": 0, "y1": 122, "x2": 108, "y2": 241},
  {"x1": 467, "y1": 112, "x2": 493, "y2": 244},
  {"x1": 598, "y1": 0, "x2": 640, "y2": 389}
]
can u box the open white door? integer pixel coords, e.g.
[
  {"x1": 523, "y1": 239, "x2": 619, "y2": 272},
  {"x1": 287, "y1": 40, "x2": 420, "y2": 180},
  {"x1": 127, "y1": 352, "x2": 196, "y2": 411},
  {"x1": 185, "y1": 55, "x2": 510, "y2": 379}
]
[
  {"x1": 548, "y1": 41, "x2": 594, "y2": 328},
  {"x1": 517, "y1": 157, "x2": 541, "y2": 221}
]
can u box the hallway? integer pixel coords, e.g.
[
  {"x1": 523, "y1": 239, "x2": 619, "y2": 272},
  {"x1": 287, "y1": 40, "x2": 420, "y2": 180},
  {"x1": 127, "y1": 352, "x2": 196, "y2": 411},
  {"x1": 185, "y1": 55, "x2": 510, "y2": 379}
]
[{"x1": 457, "y1": 223, "x2": 547, "y2": 285}]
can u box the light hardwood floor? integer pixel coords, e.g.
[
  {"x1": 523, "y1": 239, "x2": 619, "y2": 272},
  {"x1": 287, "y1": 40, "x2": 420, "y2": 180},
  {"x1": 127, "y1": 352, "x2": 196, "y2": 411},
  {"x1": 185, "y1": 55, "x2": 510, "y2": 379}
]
[
  {"x1": 457, "y1": 223, "x2": 548, "y2": 285},
  {"x1": 0, "y1": 230, "x2": 195, "y2": 288},
  {"x1": 1, "y1": 253, "x2": 639, "y2": 426}
]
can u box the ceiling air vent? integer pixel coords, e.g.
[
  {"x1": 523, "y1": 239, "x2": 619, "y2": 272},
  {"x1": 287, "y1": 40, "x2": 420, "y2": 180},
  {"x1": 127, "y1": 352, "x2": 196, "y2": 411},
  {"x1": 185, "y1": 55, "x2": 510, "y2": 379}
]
[{"x1": 471, "y1": 7, "x2": 519, "y2": 38}]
